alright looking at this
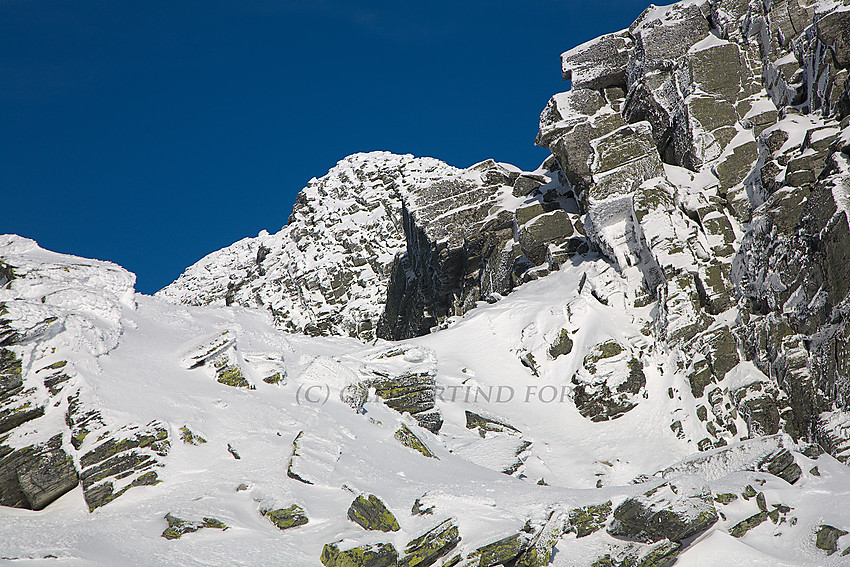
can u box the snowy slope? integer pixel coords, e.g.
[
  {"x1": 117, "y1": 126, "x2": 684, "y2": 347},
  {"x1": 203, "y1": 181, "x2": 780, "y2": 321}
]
[{"x1": 3, "y1": 235, "x2": 850, "y2": 566}]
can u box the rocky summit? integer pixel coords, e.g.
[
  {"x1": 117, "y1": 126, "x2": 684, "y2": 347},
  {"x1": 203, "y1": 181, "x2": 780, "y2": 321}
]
[{"x1": 3, "y1": 0, "x2": 850, "y2": 565}]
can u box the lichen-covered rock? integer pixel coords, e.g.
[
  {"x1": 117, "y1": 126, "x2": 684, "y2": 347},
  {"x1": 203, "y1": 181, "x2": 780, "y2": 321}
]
[
  {"x1": 183, "y1": 331, "x2": 254, "y2": 389},
  {"x1": 755, "y1": 448, "x2": 802, "y2": 485},
  {"x1": 464, "y1": 410, "x2": 521, "y2": 438},
  {"x1": 78, "y1": 421, "x2": 169, "y2": 511},
  {"x1": 515, "y1": 509, "x2": 566, "y2": 567},
  {"x1": 161, "y1": 513, "x2": 228, "y2": 539},
  {"x1": 815, "y1": 524, "x2": 848, "y2": 555},
  {"x1": 592, "y1": 539, "x2": 680, "y2": 567},
  {"x1": 561, "y1": 30, "x2": 631, "y2": 90},
  {"x1": 399, "y1": 518, "x2": 460, "y2": 567},
  {"x1": 608, "y1": 476, "x2": 718, "y2": 543},
  {"x1": 548, "y1": 328, "x2": 573, "y2": 359},
  {"x1": 0, "y1": 434, "x2": 78, "y2": 510},
  {"x1": 571, "y1": 341, "x2": 645, "y2": 421},
  {"x1": 321, "y1": 542, "x2": 398, "y2": 567},
  {"x1": 179, "y1": 426, "x2": 207, "y2": 445},
  {"x1": 347, "y1": 494, "x2": 400, "y2": 532},
  {"x1": 358, "y1": 345, "x2": 442, "y2": 432},
  {"x1": 569, "y1": 500, "x2": 613, "y2": 538},
  {"x1": 469, "y1": 533, "x2": 529, "y2": 567},
  {"x1": 394, "y1": 423, "x2": 437, "y2": 459},
  {"x1": 262, "y1": 504, "x2": 309, "y2": 530}
]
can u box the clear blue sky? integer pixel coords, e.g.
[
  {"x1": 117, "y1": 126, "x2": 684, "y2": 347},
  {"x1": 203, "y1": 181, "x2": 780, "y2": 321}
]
[{"x1": 2, "y1": 0, "x2": 651, "y2": 294}]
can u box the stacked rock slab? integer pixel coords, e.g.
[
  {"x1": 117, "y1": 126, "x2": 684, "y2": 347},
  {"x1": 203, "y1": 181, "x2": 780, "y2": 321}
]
[
  {"x1": 0, "y1": 236, "x2": 170, "y2": 512},
  {"x1": 378, "y1": 159, "x2": 585, "y2": 340},
  {"x1": 538, "y1": 0, "x2": 850, "y2": 455}
]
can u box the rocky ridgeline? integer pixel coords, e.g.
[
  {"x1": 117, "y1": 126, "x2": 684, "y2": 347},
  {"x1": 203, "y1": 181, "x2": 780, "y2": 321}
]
[
  {"x1": 159, "y1": 152, "x2": 581, "y2": 343},
  {"x1": 0, "y1": 236, "x2": 169, "y2": 512}
]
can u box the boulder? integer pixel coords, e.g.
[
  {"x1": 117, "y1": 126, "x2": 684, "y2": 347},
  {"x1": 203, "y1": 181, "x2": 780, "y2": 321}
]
[
  {"x1": 608, "y1": 476, "x2": 718, "y2": 543},
  {"x1": 347, "y1": 494, "x2": 400, "y2": 532},
  {"x1": 569, "y1": 501, "x2": 613, "y2": 537},
  {"x1": 518, "y1": 209, "x2": 574, "y2": 265},
  {"x1": 571, "y1": 341, "x2": 645, "y2": 422},
  {"x1": 470, "y1": 533, "x2": 529, "y2": 567},
  {"x1": 394, "y1": 423, "x2": 437, "y2": 459},
  {"x1": 561, "y1": 30, "x2": 631, "y2": 89},
  {"x1": 262, "y1": 505, "x2": 309, "y2": 530},
  {"x1": 815, "y1": 524, "x2": 848, "y2": 555},
  {"x1": 548, "y1": 329, "x2": 574, "y2": 359},
  {"x1": 465, "y1": 410, "x2": 521, "y2": 438},
  {"x1": 399, "y1": 518, "x2": 460, "y2": 567},
  {"x1": 321, "y1": 542, "x2": 398, "y2": 567},
  {"x1": 161, "y1": 514, "x2": 228, "y2": 539},
  {"x1": 0, "y1": 434, "x2": 78, "y2": 510},
  {"x1": 77, "y1": 420, "x2": 169, "y2": 511}
]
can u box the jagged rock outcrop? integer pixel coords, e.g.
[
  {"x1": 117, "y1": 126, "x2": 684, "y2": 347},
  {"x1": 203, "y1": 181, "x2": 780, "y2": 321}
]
[
  {"x1": 377, "y1": 158, "x2": 586, "y2": 340},
  {"x1": 158, "y1": 152, "x2": 428, "y2": 341},
  {"x1": 0, "y1": 236, "x2": 170, "y2": 512},
  {"x1": 536, "y1": 0, "x2": 850, "y2": 459},
  {"x1": 608, "y1": 476, "x2": 719, "y2": 543}
]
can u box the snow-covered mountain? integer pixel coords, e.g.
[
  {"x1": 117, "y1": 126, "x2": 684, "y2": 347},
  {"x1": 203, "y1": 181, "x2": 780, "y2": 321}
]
[{"x1": 3, "y1": 0, "x2": 850, "y2": 565}]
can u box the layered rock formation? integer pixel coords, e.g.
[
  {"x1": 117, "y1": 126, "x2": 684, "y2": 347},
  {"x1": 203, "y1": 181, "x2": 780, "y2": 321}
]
[
  {"x1": 536, "y1": 0, "x2": 850, "y2": 455},
  {"x1": 3, "y1": 0, "x2": 850, "y2": 564}
]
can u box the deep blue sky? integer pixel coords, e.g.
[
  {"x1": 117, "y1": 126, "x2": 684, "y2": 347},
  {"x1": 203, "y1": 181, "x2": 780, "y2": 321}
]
[{"x1": 3, "y1": 0, "x2": 651, "y2": 294}]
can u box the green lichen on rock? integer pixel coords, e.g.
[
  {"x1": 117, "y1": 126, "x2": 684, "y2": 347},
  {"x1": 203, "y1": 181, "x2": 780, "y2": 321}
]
[
  {"x1": 262, "y1": 372, "x2": 284, "y2": 385},
  {"x1": 755, "y1": 492, "x2": 767, "y2": 512},
  {"x1": 583, "y1": 340, "x2": 624, "y2": 374},
  {"x1": 729, "y1": 511, "x2": 768, "y2": 538},
  {"x1": 548, "y1": 329, "x2": 573, "y2": 359},
  {"x1": 569, "y1": 500, "x2": 612, "y2": 537},
  {"x1": 394, "y1": 423, "x2": 437, "y2": 458},
  {"x1": 161, "y1": 513, "x2": 229, "y2": 539},
  {"x1": 132, "y1": 471, "x2": 160, "y2": 486},
  {"x1": 609, "y1": 479, "x2": 718, "y2": 543},
  {"x1": 347, "y1": 494, "x2": 400, "y2": 532},
  {"x1": 215, "y1": 362, "x2": 250, "y2": 388},
  {"x1": 618, "y1": 358, "x2": 646, "y2": 394},
  {"x1": 741, "y1": 485, "x2": 757, "y2": 499},
  {"x1": 815, "y1": 525, "x2": 848, "y2": 555},
  {"x1": 262, "y1": 504, "x2": 308, "y2": 530},
  {"x1": 515, "y1": 509, "x2": 566, "y2": 567},
  {"x1": 714, "y1": 493, "x2": 738, "y2": 504},
  {"x1": 77, "y1": 421, "x2": 170, "y2": 511},
  {"x1": 179, "y1": 426, "x2": 207, "y2": 445},
  {"x1": 465, "y1": 410, "x2": 521, "y2": 438},
  {"x1": 320, "y1": 542, "x2": 398, "y2": 567},
  {"x1": 592, "y1": 539, "x2": 681, "y2": 567},
  {"x1": 470, "y1": 533, "x2": 527, "y2": 567},
  {"x1": 399, "y1": 518, "x2": 460, "y2": 567}
]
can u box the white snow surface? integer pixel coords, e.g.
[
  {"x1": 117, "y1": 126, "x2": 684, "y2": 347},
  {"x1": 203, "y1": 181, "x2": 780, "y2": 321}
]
[{"x1": 2, "y1": 235, "x2": 850, "y2": 565}]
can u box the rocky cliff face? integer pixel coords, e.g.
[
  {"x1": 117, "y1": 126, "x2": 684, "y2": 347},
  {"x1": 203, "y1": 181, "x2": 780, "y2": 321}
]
[
  {"x1": 158, "y1": 0, "x2": 850, "y2": 463},
  {"x1": 6, "y1": 0, "x2": 850, "y2": 564}
]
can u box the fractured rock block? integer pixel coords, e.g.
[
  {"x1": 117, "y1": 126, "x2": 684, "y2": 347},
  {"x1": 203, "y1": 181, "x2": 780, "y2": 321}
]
[
  {"x1": 561, "y1": 30, "x2": 632, "y2": 89},
  {"x1": 0, "y1": 433, "x2": 78, "y2": 510},
  {"x1": 608, "y1": 475, "x2": 718, "y2": 543}
]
